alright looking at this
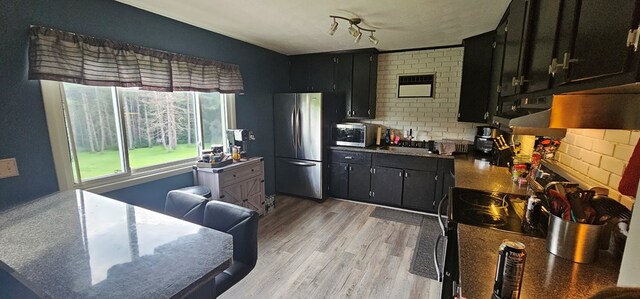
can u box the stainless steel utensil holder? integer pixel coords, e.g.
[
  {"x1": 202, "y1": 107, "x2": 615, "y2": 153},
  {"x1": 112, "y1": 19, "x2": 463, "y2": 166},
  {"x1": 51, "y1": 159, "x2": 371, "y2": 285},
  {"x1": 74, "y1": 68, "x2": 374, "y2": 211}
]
[{"x1": 546, "y1": 213, "x2": 605, "y2": 263}]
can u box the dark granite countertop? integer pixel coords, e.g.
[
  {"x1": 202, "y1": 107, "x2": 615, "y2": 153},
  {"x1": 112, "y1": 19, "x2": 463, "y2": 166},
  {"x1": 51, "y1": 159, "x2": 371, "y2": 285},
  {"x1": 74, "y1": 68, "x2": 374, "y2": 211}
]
[
  {"x1": 454, "y1": 154, "x2": 528, "y2": 195},
  {"x1": 329, "y1": 145, "x2": 455, "y2": 159},
  {"x1": 458, "y1": 224, "x2": 621, "y2": 299},
  {"x1": 453, "y1": 156, "x2": 621, "y2": 298},
  {"x1": 0, "y1": 190, "x2": 233, "y2": 298}
]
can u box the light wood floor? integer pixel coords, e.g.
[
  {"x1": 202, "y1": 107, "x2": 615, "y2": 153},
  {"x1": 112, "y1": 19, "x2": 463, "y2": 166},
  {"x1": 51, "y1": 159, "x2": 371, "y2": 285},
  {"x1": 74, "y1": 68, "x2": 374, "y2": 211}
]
[{"x1": 220, "y1": 195, "x2": 440, "y2": 299}]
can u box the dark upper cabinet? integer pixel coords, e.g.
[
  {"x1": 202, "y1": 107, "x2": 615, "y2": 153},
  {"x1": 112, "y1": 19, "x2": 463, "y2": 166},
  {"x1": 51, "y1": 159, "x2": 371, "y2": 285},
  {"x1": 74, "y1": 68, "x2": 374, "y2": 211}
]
[
  {"x1": 458, "y1": 31, "x2": 495, "y2": 123},
  {"x1": 289, "y1": 55, "x2": 312, "y2": 92},
  {"x1": 561, "y1": 0, "x2": 637, "y2": 83},
  {"x1": 520, "y1": 0, "x2": 562, "y2": 93},
  {"x1": 402, "y1": 170, "x2": 437, "y2": 212},
  {"x1": 335, "y1": 53, "x2": 353, "y2": 116},
  {"x1": 500, "y1": 0, "x2": 531, "y2": 96},
  {"x1": 370, "y1": 166, "x2": 403, "y2": 206},
  {"x1": 311, "y1": 55, "x2": 336, "y2": 92},
  {"x1": 289, "y1": 54, "x2": 335, "y2": 92},
  {"x1": 349, "y1": 52, "x2": 378, "y2": 119},
  {"x1": 488, "y1": 19, "x2": 508, "y2": 121}
]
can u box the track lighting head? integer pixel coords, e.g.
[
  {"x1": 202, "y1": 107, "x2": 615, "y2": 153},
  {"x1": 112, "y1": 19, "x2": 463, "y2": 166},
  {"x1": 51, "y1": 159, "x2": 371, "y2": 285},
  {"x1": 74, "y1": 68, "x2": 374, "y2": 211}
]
[
  {"x1": 368, "y1": 33, "x2": 379, "y2": 45},
  {"x1": 330, "y1": 15, "x2": 379, "y2": 45},
  {"x1": 348, "y1": 25, "x2": 358, "y2": 37},
  {"x1": 329, "y1": 19, "x2": 338, "y2": 36},
  {"x1": 354, "y1": 30, "x2": 362, "y2": 43}
]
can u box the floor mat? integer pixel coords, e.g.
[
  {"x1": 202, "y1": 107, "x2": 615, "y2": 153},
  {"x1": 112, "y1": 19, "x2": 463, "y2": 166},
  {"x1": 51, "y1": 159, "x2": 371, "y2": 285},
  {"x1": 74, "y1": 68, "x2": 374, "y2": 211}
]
[{"x1": 409, "y1": 215, "x2": 444, "y2": 280}]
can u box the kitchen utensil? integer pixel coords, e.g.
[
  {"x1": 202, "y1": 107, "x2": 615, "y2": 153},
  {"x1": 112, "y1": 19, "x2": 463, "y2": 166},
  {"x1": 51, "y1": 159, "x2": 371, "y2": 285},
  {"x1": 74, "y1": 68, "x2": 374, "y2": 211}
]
[
  {"x1": 567, "y1": 192, "x2": 586, "y2": 223},
  {"x1": 548, "y1": 189, "x2": 571, "y2": 220},
  {"x1": 547, "y1": 212, "x2": 606, "y2": 263}
]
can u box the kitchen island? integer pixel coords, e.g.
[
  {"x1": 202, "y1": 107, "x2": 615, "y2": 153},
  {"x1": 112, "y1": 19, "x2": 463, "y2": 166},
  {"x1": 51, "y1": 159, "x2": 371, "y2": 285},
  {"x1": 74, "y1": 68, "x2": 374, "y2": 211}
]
[
  {"x1": 453, "y1": 155, "x2": 621, "y2": 299},
  {"x1": 0, "y1": 190, "x2": 233, "y2": 298}
]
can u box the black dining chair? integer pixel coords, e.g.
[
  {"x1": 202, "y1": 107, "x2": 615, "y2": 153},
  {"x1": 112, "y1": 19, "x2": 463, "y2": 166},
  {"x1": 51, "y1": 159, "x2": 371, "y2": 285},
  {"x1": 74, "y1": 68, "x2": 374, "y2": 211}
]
[{"x1": 203, "y1": 200, "x2": 259, "y2": 296}]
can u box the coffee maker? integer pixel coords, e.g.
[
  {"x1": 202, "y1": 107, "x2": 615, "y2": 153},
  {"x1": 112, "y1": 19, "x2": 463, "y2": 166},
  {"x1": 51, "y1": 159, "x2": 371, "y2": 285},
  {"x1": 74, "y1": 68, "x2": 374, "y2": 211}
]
[
  {"x1": 474, "y1": 126, "x2": 498, "y2": 154},
  {"x1": 226, "y1": 129, "x2": 255, "y2": 158}
]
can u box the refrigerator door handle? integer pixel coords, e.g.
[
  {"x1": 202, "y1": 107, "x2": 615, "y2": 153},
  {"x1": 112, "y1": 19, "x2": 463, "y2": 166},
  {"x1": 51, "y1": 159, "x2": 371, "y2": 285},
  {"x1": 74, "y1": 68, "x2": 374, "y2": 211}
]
[
  {"x1": 297, "y1": 108, "x2": 302, "y2": 151},
  {"x1": 284, "y1": 160, "x2": 316, "y2": 167},
  {"x1": 291, "y1": 107, "x2": 297, "y2": 150}
]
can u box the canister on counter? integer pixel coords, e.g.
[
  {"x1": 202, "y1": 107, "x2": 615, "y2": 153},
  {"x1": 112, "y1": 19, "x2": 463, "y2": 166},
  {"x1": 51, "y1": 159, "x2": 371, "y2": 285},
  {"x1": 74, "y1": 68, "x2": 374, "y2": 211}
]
[{"x1": 492, "y1": 240, "x2": 526, "y2": 299}]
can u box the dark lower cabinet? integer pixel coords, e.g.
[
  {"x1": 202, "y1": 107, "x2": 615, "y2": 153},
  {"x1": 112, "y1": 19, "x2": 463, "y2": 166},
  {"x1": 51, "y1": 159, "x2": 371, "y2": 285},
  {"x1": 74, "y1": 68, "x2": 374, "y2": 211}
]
[
  {"x1": 328, "y1": 150, "x2": 452, "y2": 213},
  {"x1": 370, "y1": 167, "x2": 403, "y2": 206},
  {"x1": 402, "y1": 170, "x2": 437, "y2": 212},
  {"x1": 328, "y1": 162, "x2": 348, "y2": 199},
  {"x1": 348, "y1": 164, "x2": 372, "y2": 201}
]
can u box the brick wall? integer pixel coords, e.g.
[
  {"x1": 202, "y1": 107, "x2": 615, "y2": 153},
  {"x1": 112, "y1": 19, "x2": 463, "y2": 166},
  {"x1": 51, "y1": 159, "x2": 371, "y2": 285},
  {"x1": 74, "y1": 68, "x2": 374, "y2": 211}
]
[
  {"x1": 362, "y1": 47, "x2": 481, "y2": 141},
  {"x1": 555, "y1": 129, "x2": 639, "y2": 208}
]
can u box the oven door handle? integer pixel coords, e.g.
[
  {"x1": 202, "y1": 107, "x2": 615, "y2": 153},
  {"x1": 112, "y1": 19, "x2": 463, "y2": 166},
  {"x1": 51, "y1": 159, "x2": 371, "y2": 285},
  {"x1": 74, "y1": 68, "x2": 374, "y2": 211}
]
[
  {"x1": 437, "y1": 193, "x2": 449, "y2": 236},
  {"x1": 433, "y1": 234, "x2": 443, "y2": 282}
]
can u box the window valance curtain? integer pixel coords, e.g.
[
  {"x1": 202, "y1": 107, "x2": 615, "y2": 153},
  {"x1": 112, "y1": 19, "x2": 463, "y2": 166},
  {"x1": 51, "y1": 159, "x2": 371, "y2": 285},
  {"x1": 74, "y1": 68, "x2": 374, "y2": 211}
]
[{"x1": 28, "y1": 25, "x2": 244, "y2": 93}]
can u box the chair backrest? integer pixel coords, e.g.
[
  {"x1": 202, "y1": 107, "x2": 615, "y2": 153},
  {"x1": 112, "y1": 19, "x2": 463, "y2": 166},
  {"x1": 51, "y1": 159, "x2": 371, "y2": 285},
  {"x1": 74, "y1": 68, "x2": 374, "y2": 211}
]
[
  {"x1": 164, "y1": 190, "x2": 208, "y2": 225},
  {"x1": 203, "y1": 201, "x2": 259, "y2": 267}
]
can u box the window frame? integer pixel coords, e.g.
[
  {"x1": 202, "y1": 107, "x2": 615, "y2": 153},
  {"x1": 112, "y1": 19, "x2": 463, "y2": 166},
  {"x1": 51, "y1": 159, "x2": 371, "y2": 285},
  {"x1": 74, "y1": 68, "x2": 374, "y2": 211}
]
[{"x1": 41, "y1": 80, "x2": 236, "y2": 193}]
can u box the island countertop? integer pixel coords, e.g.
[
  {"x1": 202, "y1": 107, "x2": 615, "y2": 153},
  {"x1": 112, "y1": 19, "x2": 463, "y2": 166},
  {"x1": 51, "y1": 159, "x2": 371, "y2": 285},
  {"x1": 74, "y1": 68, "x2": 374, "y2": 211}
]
[
  {"x1": 0, "y1": 190, "x2": 233, "y2": 298},
  {"x1": 453, "y1": 156, "x2": 621, "y2": 298}
]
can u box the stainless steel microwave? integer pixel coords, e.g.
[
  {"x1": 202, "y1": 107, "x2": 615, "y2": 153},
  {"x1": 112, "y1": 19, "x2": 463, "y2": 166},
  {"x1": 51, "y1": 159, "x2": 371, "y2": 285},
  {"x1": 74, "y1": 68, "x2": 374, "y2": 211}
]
[{"x1": 331, "y1": 123, "x2": 378, "y2": 147}]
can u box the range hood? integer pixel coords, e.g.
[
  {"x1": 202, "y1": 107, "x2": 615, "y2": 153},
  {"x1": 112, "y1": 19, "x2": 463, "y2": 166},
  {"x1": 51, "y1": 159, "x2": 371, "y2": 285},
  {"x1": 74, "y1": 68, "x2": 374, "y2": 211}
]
[{"x1": 495, "y1": 83, "x2": 640, "y2": 137}]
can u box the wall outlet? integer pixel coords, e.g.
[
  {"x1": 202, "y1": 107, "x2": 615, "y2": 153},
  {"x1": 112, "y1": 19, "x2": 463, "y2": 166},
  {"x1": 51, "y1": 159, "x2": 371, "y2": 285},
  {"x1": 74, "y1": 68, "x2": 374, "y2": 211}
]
[{"x1": 0, "y1": 158, "x2": 19, "y2": 179}]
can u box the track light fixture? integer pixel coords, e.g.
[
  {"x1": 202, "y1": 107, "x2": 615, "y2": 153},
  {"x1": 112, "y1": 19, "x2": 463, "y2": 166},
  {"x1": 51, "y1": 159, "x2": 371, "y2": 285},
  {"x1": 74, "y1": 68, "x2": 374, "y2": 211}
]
[{"x1": 329, "y1": 15, "x2": 379, "y2": 45}]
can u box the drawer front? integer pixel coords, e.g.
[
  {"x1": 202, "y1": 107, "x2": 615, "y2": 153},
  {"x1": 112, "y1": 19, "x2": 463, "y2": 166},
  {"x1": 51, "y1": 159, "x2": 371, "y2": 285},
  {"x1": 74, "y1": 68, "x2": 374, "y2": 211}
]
[
  {"x1": 373, "y1": 153, "x2": 437, "y2": 172},
  {"x1": 330, "y1": 150, "x2": 372, "y2": 165},
  {"x1": 221, "y1": 162, "x2": 263, "y2": 187}
]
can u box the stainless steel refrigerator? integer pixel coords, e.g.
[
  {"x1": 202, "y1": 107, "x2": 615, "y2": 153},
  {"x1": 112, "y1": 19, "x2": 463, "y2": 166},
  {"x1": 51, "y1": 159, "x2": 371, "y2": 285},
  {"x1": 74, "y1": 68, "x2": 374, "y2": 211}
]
[{"x1": 274, "y1": 93, "x2": 342, "y2": 200}]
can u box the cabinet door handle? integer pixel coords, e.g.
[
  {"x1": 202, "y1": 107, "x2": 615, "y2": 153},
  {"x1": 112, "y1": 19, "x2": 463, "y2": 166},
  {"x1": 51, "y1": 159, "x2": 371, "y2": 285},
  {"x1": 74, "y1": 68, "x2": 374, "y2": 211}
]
[
  {"x1": 399, "y1": 171, "x2": 403, "y2": 177},
  {"x1": 435, "y1": 175, "x2": 438, "y2": 181},
  {"x1": 561, "y1": 52, "x2": 579, "y2": 70},
  {"x1": 367, "y1": 109, "x2": 371, "y2": 116},
  {"x1": 405, "y1": 172, "x2": 409, "y2": 178},
  {"x1": 344, "y1": 156, "x2": 353, "y2": 160},
  {"x1": 349, "y1": 166, "x2": 353, "y2": 171}
]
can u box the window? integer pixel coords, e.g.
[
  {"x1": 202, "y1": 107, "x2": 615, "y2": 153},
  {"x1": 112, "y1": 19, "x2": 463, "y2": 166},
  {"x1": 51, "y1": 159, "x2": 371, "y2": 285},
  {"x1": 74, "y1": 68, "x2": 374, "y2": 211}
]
[{"x1": 42, "y1": 81, "x2": 235, "y2": 192}]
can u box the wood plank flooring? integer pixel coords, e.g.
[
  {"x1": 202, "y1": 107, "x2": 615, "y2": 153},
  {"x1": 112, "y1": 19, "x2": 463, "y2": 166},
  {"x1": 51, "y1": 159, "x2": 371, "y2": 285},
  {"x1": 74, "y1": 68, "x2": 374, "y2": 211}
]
[{"x1": 219, "y1": 196, "x2": 440, "y2": 299}]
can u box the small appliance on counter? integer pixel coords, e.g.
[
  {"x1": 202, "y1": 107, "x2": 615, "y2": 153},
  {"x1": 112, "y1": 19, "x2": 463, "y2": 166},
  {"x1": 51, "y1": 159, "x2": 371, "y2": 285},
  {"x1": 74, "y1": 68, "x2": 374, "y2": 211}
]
[
  {"x1": 226, "y1": 129, "x2": 255, "y2": 159},
  {"x1": 331, "y1": 122, "x2": 378, "y2": 148},
  {"x1": 474, "y1": 126, "x2": 498, "y2": 154}
]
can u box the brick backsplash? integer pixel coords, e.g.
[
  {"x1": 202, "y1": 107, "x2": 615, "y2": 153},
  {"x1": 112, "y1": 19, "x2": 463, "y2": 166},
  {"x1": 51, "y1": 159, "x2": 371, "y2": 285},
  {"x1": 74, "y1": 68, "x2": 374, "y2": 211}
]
[
  {"x1": 556, "y1": 129, "x2": 639, "y2": 209},
  {"x1": 362, "y1": 47, "x2": 482, "y2": 141}
]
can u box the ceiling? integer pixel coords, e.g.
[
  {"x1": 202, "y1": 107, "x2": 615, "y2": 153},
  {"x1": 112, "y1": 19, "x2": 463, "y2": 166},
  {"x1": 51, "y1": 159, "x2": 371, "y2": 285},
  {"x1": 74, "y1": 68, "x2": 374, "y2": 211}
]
[{"x1": 116, "y1": 0, "x2": 510, "y2": 55}]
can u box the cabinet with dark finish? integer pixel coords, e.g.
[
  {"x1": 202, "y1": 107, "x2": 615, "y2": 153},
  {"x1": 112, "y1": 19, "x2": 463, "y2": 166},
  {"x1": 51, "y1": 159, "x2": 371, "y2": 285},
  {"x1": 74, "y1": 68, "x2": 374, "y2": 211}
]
[
  {"x1": 372, "y1": 153, "x2": 440, "y2": 212},
  {"x1": 552, "y1": 0, "x2": 638, "y2": 85},
  {"x1": 402, "y1": 169, "x2": 437, "y2": 212},
  {"x1": 500, "y1": 0, "x2": 531, "y2": 97},
  {"x1": 520, "y1": 0, "x2": 562, "y2": 93},
  {"x1": 327, "y1": 150, "x2": 372, "y2": 201},
  {"x1": 370, "y1": 166, "x2": 403, "y2": 206},
  {"x1": 458, "y1": 31, "x2": 495, "y2": 123},
  {"x1": 328, "y1": 162, "x2": 349, "y2": 199},
  {"x1": 335, "y1": 53, "x2": 353, "y2": 113},
  {"x1": 350, "y1": 52, "x2": 378, "y2": 119},
  {"x1": 289, "y1": 54, "x2": 335, "y2": 92},
  {"x1": 488, "y1": 19, "x2": 507, "y2": 121}
]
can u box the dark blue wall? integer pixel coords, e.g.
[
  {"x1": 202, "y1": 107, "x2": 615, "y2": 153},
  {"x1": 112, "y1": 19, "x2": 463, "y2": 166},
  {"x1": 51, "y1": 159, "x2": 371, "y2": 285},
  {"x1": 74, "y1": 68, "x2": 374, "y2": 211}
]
[{"x1": 0, "y1": 0, "x2": 288, "y2": 210}]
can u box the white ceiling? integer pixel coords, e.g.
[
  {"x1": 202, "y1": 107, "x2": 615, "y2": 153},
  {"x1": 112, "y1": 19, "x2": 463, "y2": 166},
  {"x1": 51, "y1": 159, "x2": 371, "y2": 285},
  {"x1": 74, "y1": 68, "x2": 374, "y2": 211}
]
[{"x1": 116, "y1": 0, "x2": 510, "y2": 55}]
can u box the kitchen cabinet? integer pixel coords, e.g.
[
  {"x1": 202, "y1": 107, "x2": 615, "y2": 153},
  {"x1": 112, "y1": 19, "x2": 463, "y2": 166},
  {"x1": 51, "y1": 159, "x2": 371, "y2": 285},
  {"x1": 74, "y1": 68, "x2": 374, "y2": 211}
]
[
  {"x1": 520, "y1": 0, "x2": 562, "y2": 93},
  {"x1": 552, "y1": 0, "x2": 638, "y2": 85},
  {"x1": 458, "y1": 31, "x2": 495, "y2": 123},
  {"x1": 401, "y1": 169, "x2": 437, "y2": 212},
  {"x1": 487, "y1": 19, "x2": 507, "y2": 122},
  {"x1": 349, "y1": 52, "x2": 378, "y2": 119},
  {"x1": 499, "y1": 0, "x2": 531, "y2": 97},
  {"x1": 370, "y1": 166, "x2": 404, "y2": 206},
  {"x1": 289, "y1": 54, "x2": 335, "y2": 92},
  {"x1": 196, "y1": 158, "x2": 265, "y2": 215},
  {"x1": 289, "y1": 50, "x2": 378, "y2": 119},
  {"x1": 327, "y1": 150, "x2": 372, "y2": 201},
  {"x1": 372, "y1": 153, "x2": 440, "y2": 212}
]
